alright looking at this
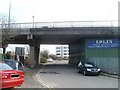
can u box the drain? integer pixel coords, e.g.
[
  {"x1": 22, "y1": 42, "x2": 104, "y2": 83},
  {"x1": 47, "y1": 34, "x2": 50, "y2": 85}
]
[{"x1": 40, "y1": 71, "x2": 60, "y2": 74}]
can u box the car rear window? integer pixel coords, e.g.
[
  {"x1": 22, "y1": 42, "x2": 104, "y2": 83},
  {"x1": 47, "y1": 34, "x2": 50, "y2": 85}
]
[
  {"x1": 0, "y1": 63, "x2": 13, "y2": 70},
  {"x1": 4, "y1": 61, "x2": 16, "y2": 69}
]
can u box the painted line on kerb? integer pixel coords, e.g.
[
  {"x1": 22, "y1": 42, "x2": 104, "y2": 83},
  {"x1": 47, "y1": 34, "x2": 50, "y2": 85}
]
[
  {"x1": 32, "y1": 74, "x2": 46, "y2": 88},
  {"x1": 36, "y1": 71, "x2": 54, "y2": 88},
  {"x1": 33, "y1": 70, "x2": 55, "y2": 89},
  {"x1": 32, "y1": 72, "x2": 50, "y2": 88}
]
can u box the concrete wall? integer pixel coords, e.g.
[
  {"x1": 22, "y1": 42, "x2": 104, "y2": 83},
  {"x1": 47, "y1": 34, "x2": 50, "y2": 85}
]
[
  {"x1": 69, "y1": 37, "x2": 119, "y2": 75},
  {"x1": 69, "y1": 39, "x2": 86, "y2": 66},
  {"x1": 85, "y1": 38, "x2": 119, "y2": 74},
  {"x1": 87, "y1": 58, "x2": 118, "y2": 74}
]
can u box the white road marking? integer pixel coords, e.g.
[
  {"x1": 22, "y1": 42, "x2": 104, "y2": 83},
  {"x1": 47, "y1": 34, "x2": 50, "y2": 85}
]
[{"x1": 33, "y1": 70, "x2": 55, "y2": 90}]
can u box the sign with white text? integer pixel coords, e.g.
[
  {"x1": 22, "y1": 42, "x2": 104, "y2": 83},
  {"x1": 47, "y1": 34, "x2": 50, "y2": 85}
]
[{"x1": 87, "y1": 39, "x2": 120, "y2": 48}]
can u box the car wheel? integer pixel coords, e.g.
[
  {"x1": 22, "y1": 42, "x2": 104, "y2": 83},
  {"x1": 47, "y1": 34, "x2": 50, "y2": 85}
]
[
  {"x1": 83, "y1": 71, "x2": 87, "y2": 76},
  {"x1": 97, "y1": 73, "x2": 100, "y2": 76},
  {"x1": 78, "y1": 70, "x2": 80, "y2": 73}
]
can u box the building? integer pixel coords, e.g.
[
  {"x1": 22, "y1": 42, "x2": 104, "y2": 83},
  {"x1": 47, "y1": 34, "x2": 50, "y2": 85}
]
[{"x1": 56, "y1": 46, "x2": 69, "y2": 58}]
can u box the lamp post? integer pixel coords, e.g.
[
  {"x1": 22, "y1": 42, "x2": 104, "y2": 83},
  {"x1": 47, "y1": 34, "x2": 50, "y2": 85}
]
[
  {"x1": 3, "y1": 0, "x2": 11, "y2": 54},
  {"x1": 8, "y1": 0, "x2": 11, "y2": 28},
  {"x1": 32, "y1": 16, "x2": 34, "y2": 28}
]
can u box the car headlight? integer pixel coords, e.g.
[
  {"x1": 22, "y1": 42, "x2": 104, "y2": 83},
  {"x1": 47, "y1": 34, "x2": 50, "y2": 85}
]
[
  {"x1": 87, "y1": 69, "x2": 92, "y2": 71},
  {"x1": 98, "y1": 69, "x2": 100, "y2": 71}
]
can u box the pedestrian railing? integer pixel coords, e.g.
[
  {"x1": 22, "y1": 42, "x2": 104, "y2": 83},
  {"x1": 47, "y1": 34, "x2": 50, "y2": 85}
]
[{"x1": 0, "y1": 20, "x2": 119, "y2": 29}]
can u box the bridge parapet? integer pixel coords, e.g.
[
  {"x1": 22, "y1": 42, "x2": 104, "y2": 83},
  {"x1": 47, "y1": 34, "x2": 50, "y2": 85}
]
[
  {"x1": 0, "y1": 20, "x2": 118, "y2": 29},
  {"x1": 0, "y1": 28, "x2": 30, "y2": 35}
]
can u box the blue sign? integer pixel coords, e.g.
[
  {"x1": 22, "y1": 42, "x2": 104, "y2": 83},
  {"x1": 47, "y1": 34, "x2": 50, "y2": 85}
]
[{"x1": 87, "y1": 39, "x2": 120, "y2": 48}]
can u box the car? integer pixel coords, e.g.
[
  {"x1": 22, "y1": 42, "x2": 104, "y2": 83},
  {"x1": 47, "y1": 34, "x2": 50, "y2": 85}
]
[
  {"x1": 47, "y1": 58, "x2": 53, "y2": 62},
  {"x1": 0, "y1": 63, "x2": 24, "y2": 88},
  {"x1": 78, "y1": 61, "x2": 101, "y2": 76},
  {"x1": 3, "y1": 59, "x2": 24, "y2": 72}
]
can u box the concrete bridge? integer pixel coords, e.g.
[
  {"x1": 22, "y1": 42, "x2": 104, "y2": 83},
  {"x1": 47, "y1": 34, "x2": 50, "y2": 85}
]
[{"x1": 0, "y1": 21, "x2": 119, "y2": 74}]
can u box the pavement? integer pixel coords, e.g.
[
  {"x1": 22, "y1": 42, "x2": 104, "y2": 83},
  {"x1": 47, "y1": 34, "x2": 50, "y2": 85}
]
[
  {"x1": 15, "y1": 64, "x2": 44, "y2": 89},
  {"x1": 100, "y1": 72, "x2": 120, "y2": 79}
]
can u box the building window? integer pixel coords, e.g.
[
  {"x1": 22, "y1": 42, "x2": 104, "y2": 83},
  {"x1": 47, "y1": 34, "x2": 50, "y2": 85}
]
[
  {"x1": 64, "y1": 53, "x2": 67, "y2": 55},
  {"x1": 63, "y1": 47, "x2": 67, "y2": 49},
  {"x1": 64, "y1": 50, "x2": 67, "y2": 52},
  {"x1": 56, "y1": 47, "x2": 60, "y2": 49},
  {"x1": 56, "y1": 50, "x2": 60, "y2": 52},
  {"x1": 57, "y1": 53, "x2": 61, "y2": 55}
]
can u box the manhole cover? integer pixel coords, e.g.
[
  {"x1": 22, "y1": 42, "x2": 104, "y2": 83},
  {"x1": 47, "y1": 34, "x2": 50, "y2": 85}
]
[{"x1": 40, "y1": 71, "x2": 60, "y2": 74}]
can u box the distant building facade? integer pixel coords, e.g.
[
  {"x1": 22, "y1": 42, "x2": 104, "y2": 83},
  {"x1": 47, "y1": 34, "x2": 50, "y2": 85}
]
[{"x1": 56, "y1": 46, "x2": 69, "y2": 58}]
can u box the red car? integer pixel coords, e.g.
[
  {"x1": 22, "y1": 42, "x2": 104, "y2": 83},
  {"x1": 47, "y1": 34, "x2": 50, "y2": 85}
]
[{"x1": 0, "y1": 63, "x2": 24, "y2": 88}]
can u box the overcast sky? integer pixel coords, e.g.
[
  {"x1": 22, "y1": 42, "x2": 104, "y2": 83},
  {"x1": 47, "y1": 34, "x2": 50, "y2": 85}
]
[
  {"x1": 0, "y1": 0, "x2": 119, "y2": 54},
  {"x1": 0, "y1": 0, "x2": 119, "y2": 22}
]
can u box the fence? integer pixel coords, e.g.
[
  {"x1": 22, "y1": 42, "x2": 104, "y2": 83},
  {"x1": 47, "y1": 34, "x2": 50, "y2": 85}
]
[{"x1": 0, "y1": 20, "x2": 118, "y2": 29}]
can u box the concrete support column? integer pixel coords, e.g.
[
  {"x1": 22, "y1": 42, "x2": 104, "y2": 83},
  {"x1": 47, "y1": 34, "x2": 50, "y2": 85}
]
[
  {"x1": 34, "y1": 45, "x2": 40, "y2": 64},
  {"x1": 29, "y1": 40, "x2": 40, "y2": 68},
  {"x1": 29, "y1": 45, "x2": 35, "y2": 68},
  {"x1": 69, "y1": 39, "x2": 86, "y2": 67}
]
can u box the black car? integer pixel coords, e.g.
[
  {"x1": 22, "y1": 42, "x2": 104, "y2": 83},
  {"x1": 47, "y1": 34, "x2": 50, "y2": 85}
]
[
  {"x1": 3, "y1": 59, "x2": 24, "y2": 72},
  {"x1": 78, "y1": 61, "x2": 100, "y2": 76}
]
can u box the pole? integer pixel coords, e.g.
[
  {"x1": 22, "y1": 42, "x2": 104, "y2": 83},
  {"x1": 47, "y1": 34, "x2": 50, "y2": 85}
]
[
  {"x1": 8, "y1": 0, "x2": 11, "y2": 28},
  {"x1": 32, "y1": 16, "x2": 34, "y2": 28}
]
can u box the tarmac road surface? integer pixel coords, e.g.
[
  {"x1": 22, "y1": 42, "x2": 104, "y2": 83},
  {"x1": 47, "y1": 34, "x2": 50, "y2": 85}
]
[{"x1": 36, "y1": 60, "x2": 119, "y2": 88}]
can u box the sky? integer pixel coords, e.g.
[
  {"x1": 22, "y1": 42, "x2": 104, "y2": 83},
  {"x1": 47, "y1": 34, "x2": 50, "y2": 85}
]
[
  {"x1": 0, "y1": 0, "x2": 119, "y2": 22},
  {"x1": 0, "y1": 0, "x2": 119, "y2": 54}
]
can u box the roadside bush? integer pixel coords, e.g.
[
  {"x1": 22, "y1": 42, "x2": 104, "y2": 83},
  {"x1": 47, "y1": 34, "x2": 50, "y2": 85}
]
[
  {"x1": 49, "y1": 54, "x2": 57, "y2": 60},
  {"x1": 4, "y1": 52, "x2": 11, "y2": 59},
  {"x1": 57, "y1": 57, "x2": 62, "y2": 61},
  {"x1": 40, "y1": 49, "x2": 49, "y2": 63},
  {"x1": 40, "y1": 57, "x2": 47, "y2": 63}
]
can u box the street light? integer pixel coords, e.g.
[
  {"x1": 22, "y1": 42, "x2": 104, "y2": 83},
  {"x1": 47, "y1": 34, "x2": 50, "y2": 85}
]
[
  {"x1": 8, "y1": 0, "x2": 11, "y2": 28},
  {"x1": 32, "y1": 16, "x2": 34, "y2": 28}
]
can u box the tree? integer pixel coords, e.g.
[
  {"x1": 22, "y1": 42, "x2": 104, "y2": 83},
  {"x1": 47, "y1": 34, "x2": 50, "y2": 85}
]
[
  {"x1": 4, "y1": 51, "x2": 11, "y2": 59},
  {"x1": 0, "y1": 14, "x2": 8, "y2": 54},
  {"x1": 49, "y1": 54, "x2": 57, "y2": 60},
  {"x1": 0, "y1": 13, "x2": 15, "y2": 56},
  {"x1": 40, "y1": 50, "x2": 49, "y2": 63}
]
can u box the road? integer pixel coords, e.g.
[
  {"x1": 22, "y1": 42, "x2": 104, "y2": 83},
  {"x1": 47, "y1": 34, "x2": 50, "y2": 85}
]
[
  {"x1": 36, "y1": 60, "x2": 118, "y2": 88},
  {"x1": 2, "y1": 60, "x2": 119, "y2": 89}
]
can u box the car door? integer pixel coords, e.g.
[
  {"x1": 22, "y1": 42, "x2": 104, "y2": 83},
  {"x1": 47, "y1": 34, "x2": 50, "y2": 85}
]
[
  {"x1": 78, "y1": 63, "x2": 84, "y2": 72},
  {"x1": 80, "y1": 64, "x2": 85, "y2": 73},
  {"x1": 18, "y1": 62, "x2": 24, "y2": 71}
]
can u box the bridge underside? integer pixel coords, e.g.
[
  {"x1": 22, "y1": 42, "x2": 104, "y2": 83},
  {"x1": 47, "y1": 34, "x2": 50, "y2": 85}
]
[
  {"x1": 10, "y1": 35, "x2": 115, "y2": 45},
  {"x1": 10, "y1": 35, "x2": 85, "y2": 44}
]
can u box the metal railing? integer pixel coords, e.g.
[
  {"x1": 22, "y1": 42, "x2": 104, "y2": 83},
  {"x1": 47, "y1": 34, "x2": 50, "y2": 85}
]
[{"x1": 0, "y1": 20, "x2": 118, "y2": 29}]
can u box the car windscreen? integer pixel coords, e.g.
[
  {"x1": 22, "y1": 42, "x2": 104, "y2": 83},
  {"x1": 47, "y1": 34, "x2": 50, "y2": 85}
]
[
  {"x1": 84, "y1": 63, "x2": 94, "y2": 67},
  {"x1": 0, "y1": 63, "x2": 13, "y2": 70}
]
